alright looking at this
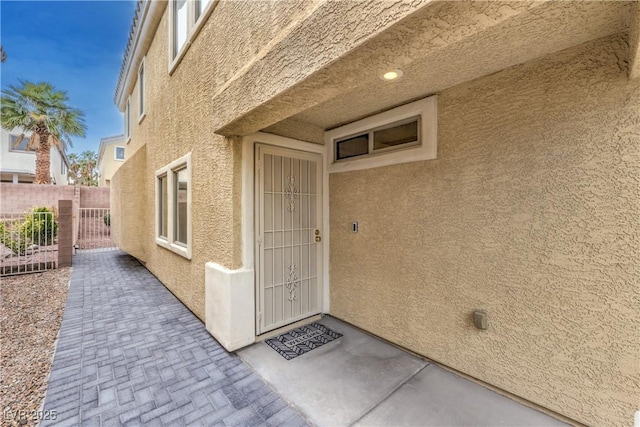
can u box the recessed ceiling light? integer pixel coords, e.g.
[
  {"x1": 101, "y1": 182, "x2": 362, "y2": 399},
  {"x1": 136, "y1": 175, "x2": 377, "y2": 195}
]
[{"x1": 381, "y1": 69, "x2": 404, "y2": 81}]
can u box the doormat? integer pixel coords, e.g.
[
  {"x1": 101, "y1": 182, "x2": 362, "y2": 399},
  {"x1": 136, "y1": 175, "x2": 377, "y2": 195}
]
[{"x1": 265, "y1": 322, "x2": 343, "y2": 360}]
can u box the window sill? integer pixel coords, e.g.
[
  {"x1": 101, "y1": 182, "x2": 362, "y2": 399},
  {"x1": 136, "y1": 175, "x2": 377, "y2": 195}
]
[{"x1": 156, "y1": 237, "x2": 192, "y2": 260}]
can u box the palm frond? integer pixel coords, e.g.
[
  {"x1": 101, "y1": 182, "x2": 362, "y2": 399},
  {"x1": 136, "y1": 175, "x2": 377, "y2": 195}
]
[{"x1": 0, "y1": 80, "x2": 87, "y2": 184}]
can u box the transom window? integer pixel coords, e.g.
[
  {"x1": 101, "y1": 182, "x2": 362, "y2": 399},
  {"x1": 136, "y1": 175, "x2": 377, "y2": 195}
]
[
  {"x1": 335, "y1": 116, "x2": 419, "y2": 161},
  {"x1": 155, "y1": 153, "x2": 192, "y2": 259},
  {"x1": 326, "y1": 96, "x2": 438, "y2": 173}
]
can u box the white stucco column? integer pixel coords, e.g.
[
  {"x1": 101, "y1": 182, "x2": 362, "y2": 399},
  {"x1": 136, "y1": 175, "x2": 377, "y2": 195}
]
[{"x1": 204, "y1": 262, "x2": 255, "y2": 351}]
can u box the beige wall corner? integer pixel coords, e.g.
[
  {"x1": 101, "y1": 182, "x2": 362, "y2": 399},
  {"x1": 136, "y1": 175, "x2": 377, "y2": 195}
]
[
  {"x1": 110, "y1": 145, "x2": 147, "y2": 262},
  {"x1": 205, "y1": 262, "x2": 255, "y2": 351},
  {"x1": 629, "y1": 1, "x2": 640, "y2": 79},
  {"x1": 329, "y1": 34, "x2": 640, "y2": 427}
]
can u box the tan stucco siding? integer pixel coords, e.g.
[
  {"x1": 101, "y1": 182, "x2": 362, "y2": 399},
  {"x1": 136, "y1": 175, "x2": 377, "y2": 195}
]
[
  {"x1": 329, "y1": 34, "x2": 639, "y2": 427},
  {"x1": 115, "y1": 3, "x2": 289, "y2": 319},
  {"x1": 111, "y1": 145, "x2": 147, "y2": 261},
  {"x1": 99, "y1": 147, "x2": 125, "y2": 187}
]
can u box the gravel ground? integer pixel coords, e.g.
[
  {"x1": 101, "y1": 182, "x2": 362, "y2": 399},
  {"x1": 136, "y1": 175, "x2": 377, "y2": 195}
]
[
  {"x1": 0, "y1": 245, "x2": 58, "y2": 276},
  {"x1": 0, "y1": 268, "x2": 71, "y2": 427}
]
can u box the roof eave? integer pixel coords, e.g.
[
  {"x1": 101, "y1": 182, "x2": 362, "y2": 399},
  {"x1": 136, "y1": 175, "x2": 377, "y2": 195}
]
[{"x1": 114, "y1": 0, "x2": 166, "y2": 111}]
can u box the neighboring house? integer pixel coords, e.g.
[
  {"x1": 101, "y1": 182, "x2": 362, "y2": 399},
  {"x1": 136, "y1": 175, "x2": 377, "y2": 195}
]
[
  {"x1": 111, "y1": 2, "x2": 639, "y2": 426},
  {"x1": 0, "y1": 127, "x2": 70, "y2": 185},
  {"x1": 97, "y1": 135, "x2": 126, "y2": 187}
]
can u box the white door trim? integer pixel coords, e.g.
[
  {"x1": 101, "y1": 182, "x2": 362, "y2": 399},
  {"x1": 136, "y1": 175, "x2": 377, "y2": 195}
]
[{"x1": 241, "y1": 133, "x2": 330, "y2": 335}]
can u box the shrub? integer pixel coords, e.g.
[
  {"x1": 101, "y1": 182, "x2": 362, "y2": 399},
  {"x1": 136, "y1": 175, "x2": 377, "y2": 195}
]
[
  {"x1": 0, "y1": 221, "x2": 27, "y2": 255},
  {"x1": 20, "y1": 207, "x2": 58, "y2": 246},
  {"x1": 103, "y1": 212, "x2": 111, "y2": 227},
  {"x1": 0, "y1": 207, "x2": 58, "y2": 255}
]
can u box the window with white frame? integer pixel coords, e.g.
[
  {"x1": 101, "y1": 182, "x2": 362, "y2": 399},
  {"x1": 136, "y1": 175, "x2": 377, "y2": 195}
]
[
  {"x1": 326, "y1": 96, "x2": 438, "y2": 173},
  {"x1": 115, "y1": 146, "x2": 125, "y2": 161},
  {"x1": 125, "y1": 97, "x2": 131, "y2": 142},
  {"x1": 9, "y1": 135, "x2": 34, "y2": 152},
  {"x1": 138, "y1": 59, "x2": 145, "y2": 119},
  {"x1": 170, "y1": 0, "x2": 216, "y2": 64},
  {"x1": 334, "y1": 116, "x2": 420, "y2": 161},
  {"x1": 155, "y1": 153, "x2": 192, "y2": 258}
]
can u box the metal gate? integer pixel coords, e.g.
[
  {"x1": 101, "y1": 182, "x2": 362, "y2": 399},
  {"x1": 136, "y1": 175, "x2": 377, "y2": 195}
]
[
  {"x1": 77, "y1": 208, "x2": 116, "y2": 251},
  {"x1": 0, "y1": 210, "x2": 58, "y2": 276}
]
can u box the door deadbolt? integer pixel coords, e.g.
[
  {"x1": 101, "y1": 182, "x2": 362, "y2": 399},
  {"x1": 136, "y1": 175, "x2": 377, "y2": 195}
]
[
  {"x1": 314, "y1": 229, "x2": 321, "y2": 242},
  {"x1": 314, "y1": 229, "x2": 320, "y2": 235}
]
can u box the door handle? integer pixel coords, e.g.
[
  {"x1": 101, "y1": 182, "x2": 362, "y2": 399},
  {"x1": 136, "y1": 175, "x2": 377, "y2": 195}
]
[
  {"x1": 315, "y1": 236, "x2": 322, "y2": 242},
  {"x1": 314, "y1": 229, "x2": 321, "y2": 242}
]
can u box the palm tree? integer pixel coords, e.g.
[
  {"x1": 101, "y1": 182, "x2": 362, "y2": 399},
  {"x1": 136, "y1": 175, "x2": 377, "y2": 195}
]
[
  {"x1": 0, "y1": 81, "x2": 86, "y2": 184},
  {"x1": 79, "y1": 150, "x2": 98, "y2": 186},
  {"x1": 1, "y1": 46, "x2": 6, "y2": 62},
  {"x1": 67, "y1": 152, "x2": 82, "y2": 185}
]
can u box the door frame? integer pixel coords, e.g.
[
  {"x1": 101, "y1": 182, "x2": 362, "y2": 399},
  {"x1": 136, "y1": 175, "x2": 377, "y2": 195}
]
[{"x1": 241, "y1": 132, "x2": 330, "y2": 336}]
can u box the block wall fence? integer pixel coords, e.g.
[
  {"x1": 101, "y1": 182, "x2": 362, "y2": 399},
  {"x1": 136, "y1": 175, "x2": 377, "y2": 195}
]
[{"x1": 0, "y1": 183, "x2": 111, "y2": 246}]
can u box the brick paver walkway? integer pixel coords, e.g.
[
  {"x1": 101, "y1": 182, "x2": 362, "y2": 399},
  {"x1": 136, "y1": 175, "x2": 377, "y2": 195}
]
[{"x1": 41, "y1": 250, "x2": 308, "y2": 426}]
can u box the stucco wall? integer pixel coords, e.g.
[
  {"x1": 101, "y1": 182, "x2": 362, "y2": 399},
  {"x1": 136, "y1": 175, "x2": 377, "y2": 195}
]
[
  {"x1": 0, "y1": 183, "x2": 76, "y2": 213},
  {"x1": 111, "y1": 146, "x2": 147, "y2": 262},
  {"x1": 117, "y1": 0, "x2": 306, "y2": 319},
  {"x1": 79, "y1": 187, "x2": 110, "y2": 209},
  {"x1": 1, "y1": 127, "x2": 69, "y2": 184},
  {"x1": 329, "y1": 34, "x2": 639, "y2": 426},
  {"x1": 99, "y1": 144, "x2": 126, "y2": 187},
  {"x1": 0, "y1": 183, "x2": 111, "y2": 246}
]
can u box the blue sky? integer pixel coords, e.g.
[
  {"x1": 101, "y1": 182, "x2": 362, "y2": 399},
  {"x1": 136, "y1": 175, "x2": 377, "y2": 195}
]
[{"x1": 1, "y1": 1, "x2": 137, "y2": 155}]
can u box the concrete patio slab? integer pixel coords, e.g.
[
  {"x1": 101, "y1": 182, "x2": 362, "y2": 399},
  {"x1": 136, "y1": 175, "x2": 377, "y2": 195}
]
[
  {"x1": 238, "y1": 317, "x2": 428, "y2": 426},
  {"x1": 239, "y1": 317, "x2": 568, "y2": 427},
  {"x1": 357, "y1": 364, "x2": 568, "y2": 426}
]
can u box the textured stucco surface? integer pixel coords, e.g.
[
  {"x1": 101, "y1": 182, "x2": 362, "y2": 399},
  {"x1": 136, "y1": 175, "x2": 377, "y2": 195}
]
[
  {"x1": 329, "y1": 35, "x2": 640, "y2": 427},
  {"x1": 111, "y1": 145, "x2": 147, "y2": 262},
  {"x1": 630, "y1": 1, "x2": 640, "y2": 79},
  {"x1": 98, "y1": 143, "x2": 126, "y2": 187},
  {"x1": 212, "y1": 0, "x2": 429, "y2": 135},
  {"x1": 112, "y1": 2, "x2": 638, "y2": 423},
  {"x1": 213, "y1": 1, "x2": 631, "y2": 136},
  {"x1": 114, "y1": 2, "x2": 322, "y2": 320}
]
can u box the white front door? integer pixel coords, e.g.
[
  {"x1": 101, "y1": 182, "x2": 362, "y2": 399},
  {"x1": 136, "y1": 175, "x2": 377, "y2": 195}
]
[{"x1": 255, "y1": 144, "x2": 323, "y2": 334}]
